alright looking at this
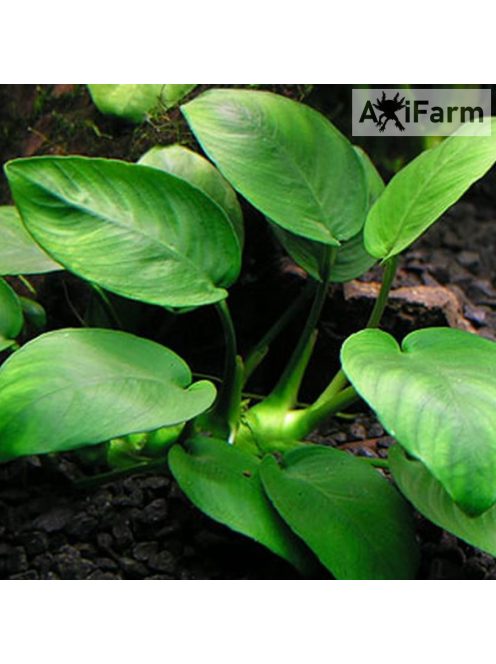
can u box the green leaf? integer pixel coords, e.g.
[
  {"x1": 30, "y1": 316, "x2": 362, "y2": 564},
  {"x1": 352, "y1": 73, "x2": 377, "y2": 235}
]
[
  {"x1": 270, "y1": 147, "x2": 383, "y2": 282},
  {"x1": 0, "y1": 328, "x2": 216, "y2": 461},
  {"x1": 138, "y1": 144, "x2": 243, "y2": 247},
  {"x1": 182, "y1": 89, "x2": 367, "y2": 245},
  {"x1": 0, "y1": 278, "x2": 23, "y2": 351},
  {"x1": 341, "y1": 327, "x2": 496, "y2": 516},
  {"x1": 168, "y1": 436, "x2": 320, "y2": 576},
  {"x1": 271, "y1": 224, "x2": 374, "y2": 283},
  {"x1": 19, "y1": 297, "x2": 47, "y2": 331},
  {"x1": 260, "y1": 445, "x2": 419, "y2": 579},
  {"x1": 365, "y1": 118, "x2": 496, "y2": 259},
  {"x1": 88, "y1": 85, "x2": 196, "y2": 123},
  {"x1": 390, "y1": 444, "x2": 496, "y2": 557},
  {"x1": 88, "y1": 84, "x2": 164, "y2": 122},
  {"x1": 5, "y1": 156, "x2": 241, "y2": 308},
  {"x1": 0, "y1": 206, "x2": 60, "y2": 275},
  {"x1": 161, "y1": 84, "x2": 196, "y2": 109}
]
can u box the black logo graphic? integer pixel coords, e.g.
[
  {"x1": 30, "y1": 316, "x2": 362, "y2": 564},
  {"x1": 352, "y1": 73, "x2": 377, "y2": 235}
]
[{"x1": 373, "y1": 91, "x2": 406, "y2": 132}]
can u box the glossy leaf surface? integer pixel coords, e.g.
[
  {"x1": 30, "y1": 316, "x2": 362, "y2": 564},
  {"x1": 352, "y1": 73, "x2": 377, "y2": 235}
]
[
  {"x1": 0, "y1": 329, "x2": 216, "y2": 461},
  {"x1": 0, "y1": 206, "x2": 60, "y2": 275},
  {"x1": 342, "y1": 327, "x2": 496, "y2": 515},
  {"x1": 260, "y1": 445, "x2": 419, "y2": 579},
  {"x1": 139, "y1": 143, "x2": 243, "y2": 246},
  {"x1": 5, "y1": 156, "x2": 241, "y2": 308},
  {"x1": 365, "y1": 118, "x2": 496, "y2": 259},
  {"x1": 182, "y1": 89, "x2": 367, "y2": 244},
  {"x1": 168, "y1": 436, "x2": 319, "y2": 575},
  {"x1": 390, "y1": 445, "x2": 496, "y2": 557}
]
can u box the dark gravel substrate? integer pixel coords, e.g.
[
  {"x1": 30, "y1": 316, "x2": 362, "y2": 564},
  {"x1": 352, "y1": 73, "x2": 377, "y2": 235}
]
[{"x1": 1, "y1": 413, "x2": 495, "y2": 580}]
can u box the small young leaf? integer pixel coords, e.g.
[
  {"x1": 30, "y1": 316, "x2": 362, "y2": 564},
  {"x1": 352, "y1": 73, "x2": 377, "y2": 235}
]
[
  {"x1": 168, "y1": 436, "x2": 321, "y2": 576},
  {"x1": 390, "y1": 444, "x2": 496, "y2": 557},
  {"x1": 19, "y1": 297, "x2": 47, "y2": 331},
  {"x1": 260, "y1": 445, "x2": 419, "y2": 579},
  {"x1": 365, "y1": 118, "x2": 496, "y2": 259},
  {"x1": 0, "y1": 328, "x2": 216, "y2": 461},
  {"x1": 88, "y1": 84, "x2": 165, "y2": 122},
  {"x1": 182, "y1": 89, "x2": 367, "y2": 245},
  {"x1": 341, "y1": 327, "x2": 496, "y2": 516},
  {"x1": 5, "y1": 156, "x2": 241, "y2": 308},
  {"x1": 161, "y1": 84, "x2": 196, "y2": 109},
  {"x1": 0, "y1": 206, "x2": 60, "y2": 275},
  {"x1": 270, "y1": 147, "x2": 383, "y2": 282},
  {"x1": 0, "y1": 278, "x2": 23, "y2": 351},
  {"x1": 139, "y1": 144, "x2": 244, "y2": 246},
  {"x1": 87, "y1": 84, "x2": 194, "y2": 123}
]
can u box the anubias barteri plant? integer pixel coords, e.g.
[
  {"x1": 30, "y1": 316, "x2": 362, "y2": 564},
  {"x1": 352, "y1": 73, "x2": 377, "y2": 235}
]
[{"x1": 2, "y1": 89, "x2": 496, "y2": 579}]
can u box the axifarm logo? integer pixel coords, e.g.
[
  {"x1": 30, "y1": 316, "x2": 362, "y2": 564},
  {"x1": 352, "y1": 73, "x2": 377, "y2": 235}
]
[{"x1": 352, "y1": 87, "x2": 491, "y2": 137}]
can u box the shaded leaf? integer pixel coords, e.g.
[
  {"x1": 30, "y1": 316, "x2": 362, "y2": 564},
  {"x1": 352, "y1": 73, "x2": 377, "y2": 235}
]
[
  {"x1": 260, "y1": 445, "x2": 419, "y2": 579},
  {"x1": 341, "y1": 327, "x2": 496, "y2": 515},
  {"x1": 390, "y1": 444, "x2": 496, "y2": 557},
  {"x1": 270, "y1": 147, "x2": 383, "y2": 282},
  {"x1": 139, "y1": 143, "x2": 243, "y2": 247},
  {"x1": 169, "y1": 436, "x2": 320, "y2": 576},
  {"x1": 0, "y1": 328, "x2": 216, "y2": 461},
  {"x1": 0, "y1": 278, "x2": 23, "y2": 351}
]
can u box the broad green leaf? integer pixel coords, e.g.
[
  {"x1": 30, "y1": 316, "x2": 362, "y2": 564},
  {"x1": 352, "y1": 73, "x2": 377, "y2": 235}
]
[
  {"x1": 88, "y1": 84, "x2": 164, "y2": 122},
  {"x1": 341, "y1": 327, "x2": 496, "y2": 516},
  {"x1": 0, "y1": 328, "x2": 216, "y2": 461},
  {"x1": 139, "y1": 144, "x2": 244, "y2": 246},
  {"x1": 365, "y1": 118, "x2": 496, "y2": 259},
  {"x1": 182, "y1": 89, "x2": 367, "y2": 245},
  {"x1": 0, "y1": 278, "x2": 23, "y2": 351},
  {"x1": 270, "y1": 147, "x2": 383, "y2": 282},
  {"x1": 168, "y1": 436, "x2": 320, "y2": 576},
  {"x1": 5, "y1": 156, "x2": 241, "y2": 308},
  {"x1": 390, "y1": 444, "x2": 496, "y2": 557},
  {"x1": 260, "y1": 445, "x2": 418, "y2": 579},
  {"x1": 0, "y1": 206, "x2": 60, "y2": 275}
]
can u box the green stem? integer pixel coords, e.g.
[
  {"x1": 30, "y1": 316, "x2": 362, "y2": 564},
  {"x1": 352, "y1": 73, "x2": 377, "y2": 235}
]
[
  {"x1": 243, "y1": 282, "x2": 314, "y2": 382},
  {"x1": 205, "y1": 300, "x2": 242, "y2": 439},
  {"x1": 266, "y1": 247, "x2": 335, "y2": 409},
  {"x1": 366, "y1": 255, "x2": 398, "y2": 328},
  {"x1": 313, "y1": 367, "x2": 348, "y2": 408},
  {"x1": 286, "y1": 386, "x2": 359, "y2": 440},
  {"x1": 18, "y1": 275, "x2": 37, "y2": 296},
  {"x1": 313, "y1": 255, "x2": 399, "y2": 407}
]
